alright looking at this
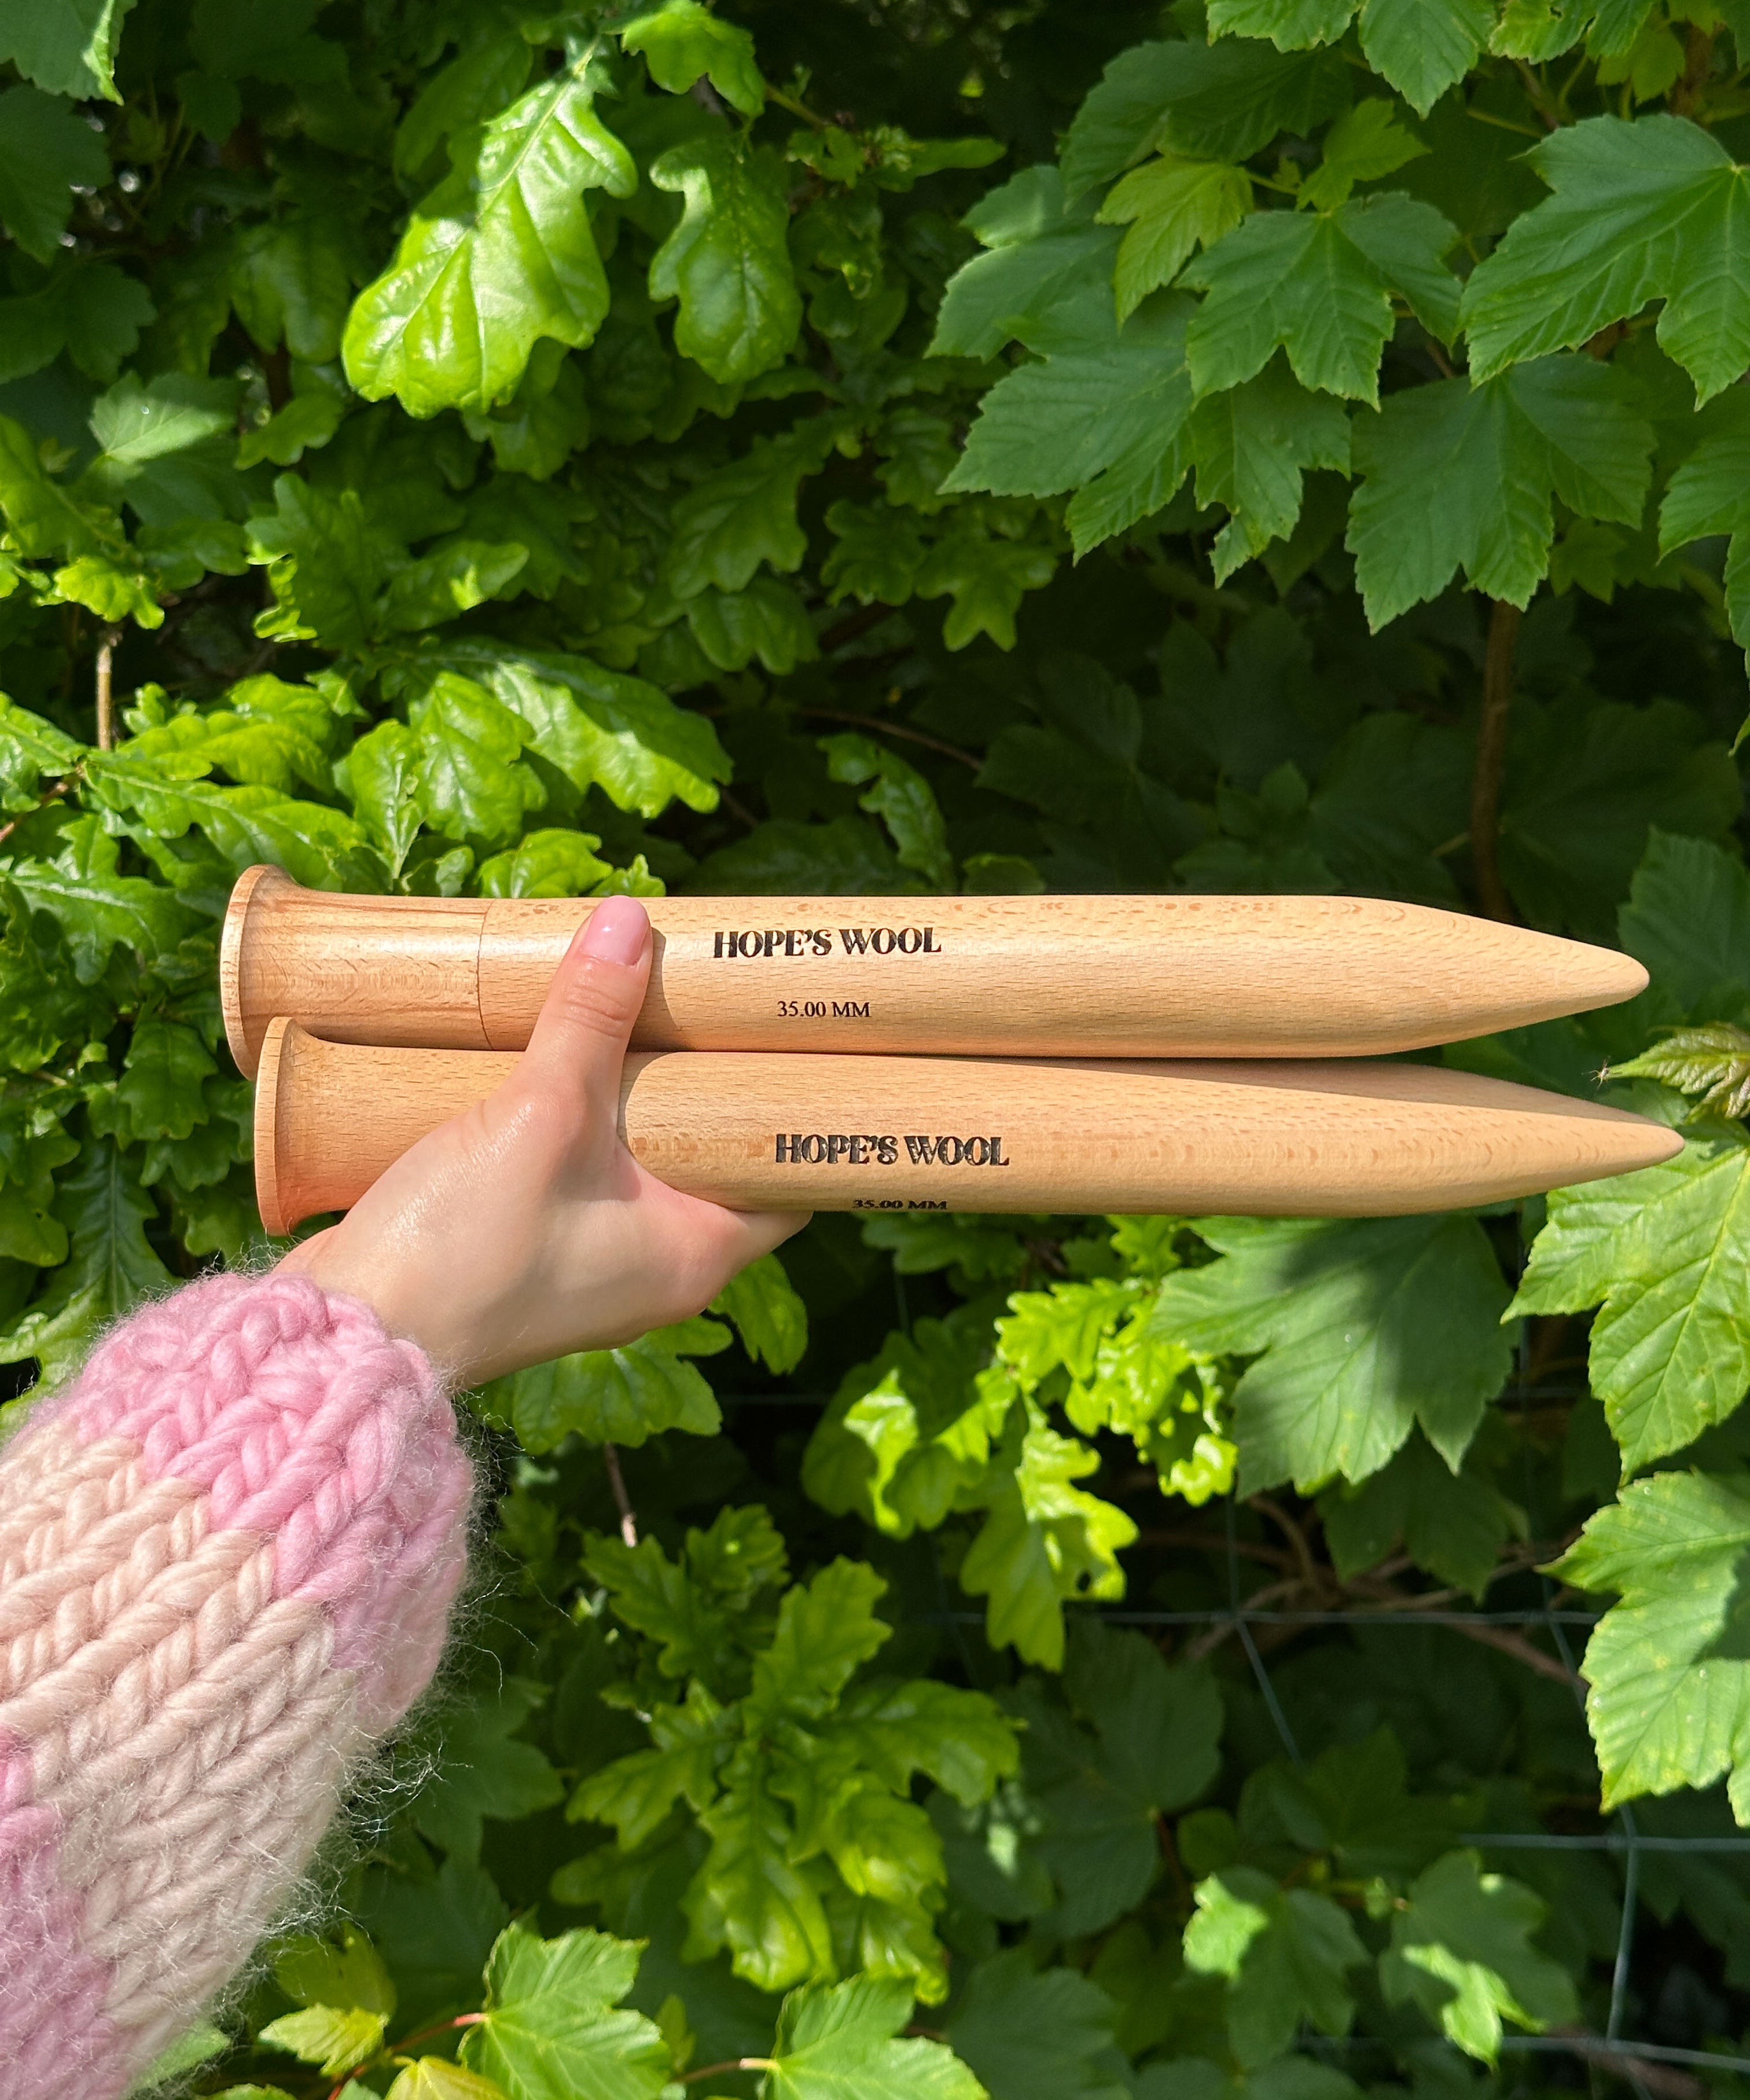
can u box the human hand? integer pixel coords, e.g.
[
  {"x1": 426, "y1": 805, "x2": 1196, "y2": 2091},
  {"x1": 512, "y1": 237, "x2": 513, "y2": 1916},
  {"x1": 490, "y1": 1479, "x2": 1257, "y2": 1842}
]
[{"x1": 277, "y1": 897, "x2": 808, "y2": 1385}]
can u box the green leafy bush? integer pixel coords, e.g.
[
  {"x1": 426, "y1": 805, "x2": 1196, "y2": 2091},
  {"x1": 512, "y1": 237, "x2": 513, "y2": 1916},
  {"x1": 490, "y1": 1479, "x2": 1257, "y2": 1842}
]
[{"x1": 9, "y1": 0, "x2": 1750, "y2": 2094}]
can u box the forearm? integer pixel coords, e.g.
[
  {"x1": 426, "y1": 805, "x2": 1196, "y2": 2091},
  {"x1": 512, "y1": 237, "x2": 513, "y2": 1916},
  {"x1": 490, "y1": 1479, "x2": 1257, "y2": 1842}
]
[{"x1": 0, "y1": 1271, "x2": 471, "y2": 2100}]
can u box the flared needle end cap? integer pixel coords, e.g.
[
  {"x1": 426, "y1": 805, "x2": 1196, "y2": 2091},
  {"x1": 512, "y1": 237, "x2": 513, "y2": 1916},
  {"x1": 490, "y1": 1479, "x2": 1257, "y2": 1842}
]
[{"x1": 220, "y1": 864, "x2": 298, "y2": 1078}]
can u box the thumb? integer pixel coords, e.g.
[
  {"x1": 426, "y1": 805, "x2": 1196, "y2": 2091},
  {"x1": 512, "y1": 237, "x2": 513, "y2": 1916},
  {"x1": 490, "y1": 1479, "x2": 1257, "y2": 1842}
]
[{"x1": 515, "y1": 895, "x2": 651, "y2": 1117}]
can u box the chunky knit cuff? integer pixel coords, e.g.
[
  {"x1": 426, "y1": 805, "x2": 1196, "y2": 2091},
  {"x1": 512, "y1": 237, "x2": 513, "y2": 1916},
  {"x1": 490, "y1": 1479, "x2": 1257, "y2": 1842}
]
[{"x1": 0, "y1": 1272, "x2": 472, "y2": 2100}]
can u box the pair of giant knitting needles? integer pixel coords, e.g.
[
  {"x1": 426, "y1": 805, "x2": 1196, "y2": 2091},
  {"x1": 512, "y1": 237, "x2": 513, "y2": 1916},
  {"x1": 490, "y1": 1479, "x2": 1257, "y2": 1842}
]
[{"x1": 224, "y1": 866, "x2": 1681, "y2": 1236}]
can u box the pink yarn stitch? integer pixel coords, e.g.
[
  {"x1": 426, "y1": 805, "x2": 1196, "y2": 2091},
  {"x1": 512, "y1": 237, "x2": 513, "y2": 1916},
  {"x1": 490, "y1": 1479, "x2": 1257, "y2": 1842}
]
[{"x1": 0, "y1": 1272, "x2": 472, "y2": 2100}]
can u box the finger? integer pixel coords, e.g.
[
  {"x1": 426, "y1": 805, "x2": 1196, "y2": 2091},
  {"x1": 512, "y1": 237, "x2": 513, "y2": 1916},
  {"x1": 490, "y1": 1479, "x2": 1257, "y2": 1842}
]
[
  {"x1": 513, "y1": 897, "x2": 651, "y2": 1121},
  {"x1": 718, "y1": 1206, "x2": 812, "y2": 1262},
  {"x1": 670, "y1": 1191, "x2": 812, "y2": 1293}
]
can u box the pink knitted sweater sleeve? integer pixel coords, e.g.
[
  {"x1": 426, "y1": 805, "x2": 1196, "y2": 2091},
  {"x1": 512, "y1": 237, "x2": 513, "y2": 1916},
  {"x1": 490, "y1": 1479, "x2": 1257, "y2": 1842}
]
[{"x1": 0, "y1": 1271, "x2": 473, "y2": 2100}]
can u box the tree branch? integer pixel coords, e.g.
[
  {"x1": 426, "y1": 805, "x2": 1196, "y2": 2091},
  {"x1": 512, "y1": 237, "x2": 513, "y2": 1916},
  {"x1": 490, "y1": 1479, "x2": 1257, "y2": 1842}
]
[
  {"x1": 1513, "y1": 57, "x2": 1563, "y2": 130},
  {"x1": 385, "y1": 2011, "x2": 484, "y2": 2057},
  {"x1": 262, "y1": 344, "x2": 292, "y2": 413},
  {"x1": 818, "y1": 602, "x2": 899, "y2": 653},
  {"x1": 1547, "y1": 2030, "x2": 1706, "y2": 2100},
  {"x1": 1134, "y1": 1526, "x2": 1294, "y2": 1570},
  {"x1": 1668, "y1": 25, "x2": 1716, "y2": 116},
  {"x1": 797, "y1": 705, "x2": 982, "y2": 771},
  {"x1": 1470, "y1": 596, "x2": 1521, "y2": 922},
  {"x1": 602, "y1": 1442, "x2": 637, "y2": 1548},
  {"x1": 1452, "y1": 1618, "x2": 1579, "y2": 1686},
  {"x1": 1247, "y1": 1493, "x2": 1323, "y2": 1592},
  {"x1": 0, "y1": 783, "x2": 67, "y2": 851},
  {"x1": 95, "y1": 627, "x2": 120, "y2": 751}
]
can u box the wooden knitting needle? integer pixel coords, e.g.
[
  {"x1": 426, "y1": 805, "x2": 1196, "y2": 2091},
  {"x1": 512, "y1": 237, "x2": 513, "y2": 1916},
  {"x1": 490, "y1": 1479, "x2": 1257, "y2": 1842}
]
[
  {"x1": 254, "y1": 1021, "x2": 1681, "y2": 1236},
  {"x1": 221, "y1": 867, "x2": 1649, "y2": 1078}
]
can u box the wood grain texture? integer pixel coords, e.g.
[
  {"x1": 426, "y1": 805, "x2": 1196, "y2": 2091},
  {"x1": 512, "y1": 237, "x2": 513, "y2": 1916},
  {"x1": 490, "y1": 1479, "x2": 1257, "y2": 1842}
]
[
  {"x1": 253, "y1": 1022, "x2": 1682, "y2": 1236},
  {"x1": 223, "y1": 868, "x2": 1650, "y2": 1076}
]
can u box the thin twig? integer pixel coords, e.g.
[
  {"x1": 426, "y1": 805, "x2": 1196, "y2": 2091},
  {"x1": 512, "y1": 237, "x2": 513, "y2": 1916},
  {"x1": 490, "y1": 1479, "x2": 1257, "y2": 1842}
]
[
  {"x1": 1343, "y1": 1570, "x2": 1469, "y2": 1612},
  {"x1": 1584, "y1": 321, "x2": 1629, "y2": 362},
  {"x1": 323, "y1": 2013, "x2": 486, "y2": 2098},
  {"x1": 1186, "y1": 1577, "x2": 1301, "y2": 1659},
  {"x1": 797, "y1": 706, "x2": 982, "y2": 772},
  {"x1": 681, "y1": 2058, "x2": 778, "y2": 2084},
  {"x1": 1470, "y1": 597, "x2": 1521, "y2": 922},
  {"x1": 1343, "y1": 1545, "x2": 1546, "y2": 1615},
  {"x1": 1527, "y1": 1311, "x2": 1576, "y2": 1386},
  {"x1": 766, "y1": 80, "x2": 828, "y2": 129},
  {"x1": 262, "y1": 344, "x2": 292, "y2": 413},
  {"x1": 1668, "y1": 24, "x2": 1716, "y2": 116},
  {"x1": 94, "y1": 627, "x2": 120, "y2": 751},
  {"x1": 1185, "y1": 1617, "x2": 1240, "y2": 1662},
  {"x1": 1247, "y1": 1494, "x2": 1322, "y2": 1593},
  {"x1": 0, "y1": 783, "x2": 67, "y2": 851},
  {"x1": 385, "y1": 2012, "x2": 486, "y2": 2057},
  {"x1": 1453, "y1": 1619, "x2": 1579, "y2": 1686},
  {"x1": 1513, "y1": 57, "x2": 1564, "y2": 130},
  {"x1": 1466, "y1": 104, "x2": 1546, "y2": 140},
  {"x1": 1023, "y1": 1235, "x2": 1070, "y2": 1279},
  {"x1": 1547, "y1": 2031, "x2": 1705, "y2": 2100},
  {"x1": 602, "y1": 1442, "x2": 637, "y2": 1548},
  {"x1": 1134, "y1": 1527, "x2": 1294, "y2": 1570},
  {"x1": 818, "y1": 601, "x2": 899, "y2": 654}
]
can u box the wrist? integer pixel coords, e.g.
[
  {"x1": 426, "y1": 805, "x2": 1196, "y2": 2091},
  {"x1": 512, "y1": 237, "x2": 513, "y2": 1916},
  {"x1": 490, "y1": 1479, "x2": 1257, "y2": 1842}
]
[{"x1": 277, "y1": 1231, "x2": 441, "y2": 1372}]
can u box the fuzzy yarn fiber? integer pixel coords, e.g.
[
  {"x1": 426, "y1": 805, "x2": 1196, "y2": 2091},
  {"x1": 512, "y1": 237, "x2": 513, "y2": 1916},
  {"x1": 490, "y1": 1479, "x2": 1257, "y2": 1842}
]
[{"x1": 0, "y1": 1272, "x2": 472, "y2": 2099}]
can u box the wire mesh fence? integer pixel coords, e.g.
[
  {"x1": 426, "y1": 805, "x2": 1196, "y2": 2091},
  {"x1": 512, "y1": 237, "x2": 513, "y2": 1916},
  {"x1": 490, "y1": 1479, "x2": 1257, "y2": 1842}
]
[
  {"x1": 916, "y1": 1578, "x2": 1750, "y2": 2088},
  {"x1": 712, "y1": 1243, "x2": 1750, "y2": 2089},
  {"x1": 972, "y1": 1248, "x2": 1747, "y2": 2088}
]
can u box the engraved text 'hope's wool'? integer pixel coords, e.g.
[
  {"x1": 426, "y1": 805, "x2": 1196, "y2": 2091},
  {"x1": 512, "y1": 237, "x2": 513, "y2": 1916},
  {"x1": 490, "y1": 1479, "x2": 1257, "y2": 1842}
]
[
  {"x1": 712, "y1": 927, "x2": 942, "y2": 957},
  {"x1": 773, "y1": 1133, "x2": 1009, "y2": 1165}
]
